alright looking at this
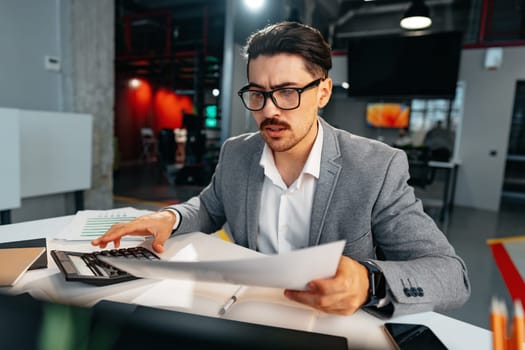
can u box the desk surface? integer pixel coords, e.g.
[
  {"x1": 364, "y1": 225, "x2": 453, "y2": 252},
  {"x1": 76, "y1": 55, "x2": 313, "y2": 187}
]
[
  {"x1": 428, "y1": 160, "x2": 459, "y2": 168},
  {"x1": 0, "y1": 215, "x2": 491, "y2": 350}
]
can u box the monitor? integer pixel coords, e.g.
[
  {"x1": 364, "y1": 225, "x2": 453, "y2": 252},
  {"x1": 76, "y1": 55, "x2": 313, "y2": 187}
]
[
  {"x1": 347, "y1": 31, "x2": 463, "y2": 98},
  {"x1": 0, "y1": 293, "x2": 348, "y2": 350},
  {"x1": 366, "y1": 102, "x2": 410, "y2": 128}
]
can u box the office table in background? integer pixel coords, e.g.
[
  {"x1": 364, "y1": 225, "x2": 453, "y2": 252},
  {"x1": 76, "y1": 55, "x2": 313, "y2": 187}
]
[
  {"x1": 0, "y1": 214, "x2": 491, "y2": 350},
  {"x1": 428, "y1": 160, "x2": 460, "y2": 222}
]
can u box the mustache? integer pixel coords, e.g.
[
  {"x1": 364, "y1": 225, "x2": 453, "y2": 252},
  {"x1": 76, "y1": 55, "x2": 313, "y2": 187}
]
[{"x1": 260, "y1": 118, "x2": 290, "y2": 130}]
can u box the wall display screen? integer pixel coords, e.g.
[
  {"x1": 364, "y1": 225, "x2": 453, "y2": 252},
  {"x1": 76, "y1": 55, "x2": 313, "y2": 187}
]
[
  {"x1": 347, "y1": 31, "x2": 463, "y2": 98},
  {"x1": 366, "y1": 102, "x2": 410, "y2": 128}
]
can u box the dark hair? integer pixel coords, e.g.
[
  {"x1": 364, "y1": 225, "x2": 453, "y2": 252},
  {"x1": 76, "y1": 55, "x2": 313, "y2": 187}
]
[{"x1": 242, "y1": 21, "x2": 332, "y2": 79}]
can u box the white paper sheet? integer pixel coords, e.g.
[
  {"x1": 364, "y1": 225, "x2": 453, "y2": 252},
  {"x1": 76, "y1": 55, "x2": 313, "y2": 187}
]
[
  {"x1": 99, "y1": 240, "x2": 345, "y2": 290},
  {"x1": 54, "y1": 207, "x2": 152, "y2": 241}
]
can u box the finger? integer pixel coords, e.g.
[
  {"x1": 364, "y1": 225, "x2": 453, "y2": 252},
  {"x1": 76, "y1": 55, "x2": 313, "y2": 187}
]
[
  {"x1": 284, "y1": 289, "x2": 359, "y2": 315},
  {"x1": 114, "y1": 237, "x2": 121, "y2": 249},
  {"x1": 152, "y1": 240, "x2": 165, "y2": 253},
  {"x1": 309, "y1": 256, "x2": 360, "y2": 295},
  {"x1": 91, "y1": 223, "x2": 128, "y2": 246},
  {"x1": 91, "y1": 221, "x2": 152, "y2": 246},
  {"x1": 284, "y1": 284, "x2": 322, "y2": 307}
]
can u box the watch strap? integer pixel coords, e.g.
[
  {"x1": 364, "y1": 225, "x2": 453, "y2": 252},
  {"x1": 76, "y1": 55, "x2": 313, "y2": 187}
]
[{"x1": 360, "y1": 260, "x2": 385, "y2": 307}]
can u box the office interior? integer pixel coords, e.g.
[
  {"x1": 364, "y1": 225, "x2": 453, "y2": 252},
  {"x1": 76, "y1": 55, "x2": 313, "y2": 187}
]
[{"x1": 1, "y1": 0, "x2": 525, "y2": 333}]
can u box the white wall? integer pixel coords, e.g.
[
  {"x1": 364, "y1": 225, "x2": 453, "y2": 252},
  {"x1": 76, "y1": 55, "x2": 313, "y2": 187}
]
[
  {"x1": 18, "y1": 110, "x2": 92, "y2": 198},
  {"x1": 455, "y1": 46, "x2": 525, "y2": 211},
  {"x1": 0, "y1": 109, "x2": 21, "y2": 211},
  {"x1": 0, "y1": 0, "x2": 62, "y2": 111},
  {"x1": 0, "y1": 0, "x2": 114, "y2": 223},
  {"x1": 0, "y1": 108, "x2": 92, "y2": 222}
]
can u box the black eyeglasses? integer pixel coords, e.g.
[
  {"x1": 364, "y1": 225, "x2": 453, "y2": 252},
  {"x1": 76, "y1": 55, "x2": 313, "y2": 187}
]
[{"x1": 237, "y1": 78, "x2": 323, "y2": 111}]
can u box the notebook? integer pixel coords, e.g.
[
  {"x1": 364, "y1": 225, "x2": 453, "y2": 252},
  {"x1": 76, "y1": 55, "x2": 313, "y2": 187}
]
[
  {"x1": 0, "y1": 247, "x2": 46, "y2": 286},
  {"x1": 0, "y1": 238, "x2": 47, "y2": 269}
]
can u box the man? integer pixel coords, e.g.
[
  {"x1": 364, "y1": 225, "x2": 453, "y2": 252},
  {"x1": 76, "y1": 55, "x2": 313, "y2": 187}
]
[
  {"x1": 93, "y1": 21, "x2": 470, "y2": 318},
  {"x1": 424, "y1": 120, "x2": 455, "y2": 161}
]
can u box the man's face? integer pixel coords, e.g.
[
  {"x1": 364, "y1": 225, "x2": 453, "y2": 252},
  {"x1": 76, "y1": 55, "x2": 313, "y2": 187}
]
[{"x1": 247, "y1": 53, "x2": 332, "y2": 154}]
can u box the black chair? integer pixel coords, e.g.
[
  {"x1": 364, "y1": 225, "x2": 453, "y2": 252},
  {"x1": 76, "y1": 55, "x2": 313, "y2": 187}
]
[
  {"x1": 430, "y1": 147, "x2": 451, "y2": 162},
  {"x1": 402, "y1": 146, "x2": 433, "y2": 189},
  {"x1": 157, "y1": 128, "x2": 175, "y2": 168},
  {"x1": 182, "y1": 113, "x2": 206, "y2": 165}
]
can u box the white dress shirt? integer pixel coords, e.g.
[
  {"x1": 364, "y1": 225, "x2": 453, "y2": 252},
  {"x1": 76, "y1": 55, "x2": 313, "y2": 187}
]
[{"x1": 257, "y1": 121, "x2": 324, "y2": 254}]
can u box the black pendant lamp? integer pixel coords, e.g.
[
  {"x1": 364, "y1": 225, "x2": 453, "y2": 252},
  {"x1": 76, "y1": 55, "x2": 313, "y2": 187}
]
[{"x1": 400, "y1": 0, "x2": 432, "y2": 30}]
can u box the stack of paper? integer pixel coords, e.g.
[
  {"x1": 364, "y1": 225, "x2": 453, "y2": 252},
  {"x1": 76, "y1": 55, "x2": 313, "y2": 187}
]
[{"x1": 99, "y1": 239, "x2": 345, "y2": 290}]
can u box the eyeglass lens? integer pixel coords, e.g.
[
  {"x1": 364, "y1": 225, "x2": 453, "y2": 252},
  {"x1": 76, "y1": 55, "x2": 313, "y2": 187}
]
[{"x1": 243, "y1": 89, "x2": 299, "y2": 111}]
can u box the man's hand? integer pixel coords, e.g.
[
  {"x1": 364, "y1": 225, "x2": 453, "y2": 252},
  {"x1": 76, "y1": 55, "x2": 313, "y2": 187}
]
[
  {"x1": 91, "y1": 210, "x2": 177, "y2": 253},
  {"x1": 284, "y1": 256, "x2": 369, "y2": 315}
]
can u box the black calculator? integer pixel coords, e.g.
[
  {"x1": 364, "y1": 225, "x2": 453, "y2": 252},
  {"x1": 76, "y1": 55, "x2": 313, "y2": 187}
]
[{"x1": 51, "y1": 246, "x2": 160, "y2": 286}]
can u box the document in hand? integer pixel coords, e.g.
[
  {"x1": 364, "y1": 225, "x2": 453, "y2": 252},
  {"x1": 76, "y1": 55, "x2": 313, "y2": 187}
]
[{"x1": 99, "y1": 240, "x2": 345, "y2": 290}]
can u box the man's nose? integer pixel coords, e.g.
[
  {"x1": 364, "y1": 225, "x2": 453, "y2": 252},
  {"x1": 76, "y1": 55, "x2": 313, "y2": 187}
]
[{"x1": 261, "y1": 95, "x2": 280, "y2": 114}]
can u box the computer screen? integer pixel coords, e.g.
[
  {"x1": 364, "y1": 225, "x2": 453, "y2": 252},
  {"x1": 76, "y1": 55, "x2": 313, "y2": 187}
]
[
  {"x1": 366, "y1": 102, "x2": 410, "y2": 128},
  {"x1": 0, "y1": 294, "x2": 348, "y2": 350},
  {"x1": 347, "y1": 31, "x2": 463, "y2": 98}
]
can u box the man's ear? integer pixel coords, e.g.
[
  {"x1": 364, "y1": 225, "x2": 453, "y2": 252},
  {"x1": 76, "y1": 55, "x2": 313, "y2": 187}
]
[{"x1": 318, "y1": 77, "x2": 333, "y2": 108}]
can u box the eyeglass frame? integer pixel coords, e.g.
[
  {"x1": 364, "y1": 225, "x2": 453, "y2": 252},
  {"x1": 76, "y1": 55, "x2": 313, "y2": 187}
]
[{"x1": 237, "y1": 78, "x2": 324, "y2": 111}]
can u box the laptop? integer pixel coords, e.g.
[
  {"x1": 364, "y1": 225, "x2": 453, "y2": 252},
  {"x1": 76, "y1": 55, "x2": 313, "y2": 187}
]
[{"x1": 0, "y1": 293, "x2": 348, "y2": 350}]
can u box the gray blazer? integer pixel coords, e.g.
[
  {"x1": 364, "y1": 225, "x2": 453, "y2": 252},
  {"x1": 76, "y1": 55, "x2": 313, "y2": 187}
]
[{"x1": 171, "y1": 118, "x2": 470, "y2": 317}]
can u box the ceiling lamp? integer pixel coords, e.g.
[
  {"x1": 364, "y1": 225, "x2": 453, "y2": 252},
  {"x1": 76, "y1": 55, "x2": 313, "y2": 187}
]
[{"x1": 400, "y1": 0, "x2": 432, "y2": 30}]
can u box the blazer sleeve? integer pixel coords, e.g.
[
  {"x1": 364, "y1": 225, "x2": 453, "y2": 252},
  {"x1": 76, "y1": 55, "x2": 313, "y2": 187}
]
[{"x1": 367, "y1": 150, "x2": 470, "y2": 318}]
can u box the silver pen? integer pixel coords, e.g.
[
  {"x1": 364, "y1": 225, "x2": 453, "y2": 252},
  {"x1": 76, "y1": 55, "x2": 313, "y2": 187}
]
[{"x1": 218, "y1": 286, "x2": 246, "y2": 315}]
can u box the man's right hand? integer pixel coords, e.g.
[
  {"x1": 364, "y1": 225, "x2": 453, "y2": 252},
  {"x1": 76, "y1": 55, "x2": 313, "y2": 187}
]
[{"x1": 91, "y1": 210, "x2": 178, "y2": 253}]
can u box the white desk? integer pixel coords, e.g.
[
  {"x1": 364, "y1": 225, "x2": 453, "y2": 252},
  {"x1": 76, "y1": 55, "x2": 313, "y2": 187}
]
[
  {"x1": 0, "y1": 215, "x2": 491, "y2": 350},
  {"x1": 0, "y1": 109, "x2": 93, "y2": 224}
]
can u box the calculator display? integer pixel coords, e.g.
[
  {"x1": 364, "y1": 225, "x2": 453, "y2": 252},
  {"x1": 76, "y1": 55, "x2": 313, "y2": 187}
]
[{"x1": 69, "y1": 255, "x2": 96, "y2": 276}]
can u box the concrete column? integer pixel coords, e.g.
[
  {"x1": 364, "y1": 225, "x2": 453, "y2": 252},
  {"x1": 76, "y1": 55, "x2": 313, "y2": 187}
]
[{"x1": 67, "y1": 0, "x2": 115, "y2": 209}]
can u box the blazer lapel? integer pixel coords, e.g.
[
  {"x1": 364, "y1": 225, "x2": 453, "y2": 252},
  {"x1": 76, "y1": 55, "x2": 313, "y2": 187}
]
[
  {"x1": 309, "y1": 119, "x2": 342, "y2": 246},
  {"x1": 245, "y1": 146, "x2": 264, "y2": 251}
]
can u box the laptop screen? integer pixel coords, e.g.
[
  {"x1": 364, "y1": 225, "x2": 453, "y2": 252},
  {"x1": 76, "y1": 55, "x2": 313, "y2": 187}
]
[{"x1": 0, "y1": 293, "x2": 348, "y2": 350}]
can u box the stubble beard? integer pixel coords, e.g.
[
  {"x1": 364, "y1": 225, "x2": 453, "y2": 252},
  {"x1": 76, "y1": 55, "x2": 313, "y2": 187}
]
[{"x1": 260, "y1": 117, "x2": 316, "y2": 153}]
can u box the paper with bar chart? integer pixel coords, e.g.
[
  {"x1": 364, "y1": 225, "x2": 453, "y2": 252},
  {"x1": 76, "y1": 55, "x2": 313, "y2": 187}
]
[{"x1": 54, "y1": 207, "x2": 153, "y2": 241}]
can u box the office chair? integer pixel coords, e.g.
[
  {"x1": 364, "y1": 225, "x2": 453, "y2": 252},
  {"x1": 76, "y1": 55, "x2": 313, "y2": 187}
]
[
  {"x1": 140, "y1": 128, "x2": 157, "y2": 162},
  {"x1": 404, "y1": 146, "x2": 433, "y2": 189}
]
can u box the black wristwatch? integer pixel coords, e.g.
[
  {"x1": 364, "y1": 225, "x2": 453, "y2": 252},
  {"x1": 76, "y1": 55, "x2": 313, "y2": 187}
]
[{"x1": 360, "y1": 261, "x2": 386, "y2": 307}]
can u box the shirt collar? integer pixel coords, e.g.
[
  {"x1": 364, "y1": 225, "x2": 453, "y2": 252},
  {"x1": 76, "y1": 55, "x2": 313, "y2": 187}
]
[{"x1": 303, "y1": 120, "x2": 323, "y2": 179}]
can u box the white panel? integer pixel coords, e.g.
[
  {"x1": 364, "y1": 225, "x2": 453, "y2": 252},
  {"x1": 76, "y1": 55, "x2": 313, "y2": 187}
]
[
  {"x1": 19, "y1": 110, "x2": 93, "y2": 197},
  {"x1": 456, "y1": 47, "x2": 525, "y2": 211},
  {"x1": 0, "y1": 108, "x2": 21, "y2": 210}
]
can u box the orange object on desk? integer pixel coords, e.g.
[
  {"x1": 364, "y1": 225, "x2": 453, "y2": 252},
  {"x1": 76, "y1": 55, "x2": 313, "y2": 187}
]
[
  {"x1": 491, "y1": 298, "x2": 525, "y2": 350},
  {"x1": 491, "y1": 298, "x2": 508, "y2": 350},
  {"x1": 512, "y1": 300, "x2": 524, "y2": 350}
]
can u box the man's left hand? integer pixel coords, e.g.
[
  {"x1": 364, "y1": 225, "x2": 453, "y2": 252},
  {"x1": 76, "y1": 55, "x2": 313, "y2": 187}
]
[{"x1": 284, "y1": 256, "x2": 369, "y2": 315}]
